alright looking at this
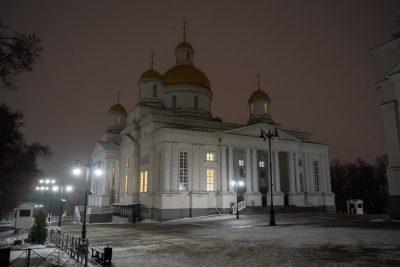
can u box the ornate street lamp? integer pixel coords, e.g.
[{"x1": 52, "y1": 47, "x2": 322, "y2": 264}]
[
  {"x1": 230, "y1": 178, "x2": 245, "y2": 219},
  {"x1": 260, "y1": 128, "x2": 279, "y2": 226},
  {"x1": 72, "y1": 159, "x2": 102, "y2": 240}
]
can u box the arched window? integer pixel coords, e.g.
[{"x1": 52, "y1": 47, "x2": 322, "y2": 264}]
[
  {"x1": 194, "y1": 96, "x2": 198, "y2": 110},
  {"x1": 117, "y1": 117, "x2": 122, "y2": 127},
  {"x1": 172, "y1": 95, "x2": 177, "y2": 109},
  {"x1": 152, "y1": 84, "x2": 158, "y2": 97},
  {"x1": 250, "y1": 104, "x2": 254, "y2": 115},
  {"x1": 186, "y1": 52, "x2": 190, "y2": 61},
  {"x1": 264, "y1": 103, "x2": 268, "y2": 114}
]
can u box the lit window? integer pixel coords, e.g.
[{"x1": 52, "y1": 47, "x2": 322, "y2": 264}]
[
  {"x1": 179, "y1": 152, "x2": 188, "y2": 191},
  {"x1": 194, "y1": 96, "x2": 198, "y2": 110},
  {"x1": 112, "y1": 167, "x2": 115, "y2": 173},
  {"x1": 152, "y1": 84, "x2": 158, "y2": 97},
  {"x1": 250, "y1": 104, "x2": 254, "y2": 115},
  {"x1": 238, "y1": 159, "x2": 244, "y2": 166},
  {"x1": 313, "y1": 161, "x2": 319, "y2": 192},
  {"x1": 124, "y1": 159, "x2": 129, "y2": 168},
  {"x1": 259, "y1": 161, "x2": 265, "y2": 168},
  {"x1": 206, "y1": 152, "x2": 215, "y2": 161},
  {"x1": 124, "y1": 174, "x2": 129, "y2": 193},
  {"x1": 140, "y1": 170, "x2": 148, "y2": 192},
  {"x1": 206, "y1": 169, "x2": 214, "y2": 191},
  {"x1": 172, "y1": 95, "x2": 177, "y2": 109},
  {"x1": 264, "y1": 103, "x2": 268, "y2": 114}
]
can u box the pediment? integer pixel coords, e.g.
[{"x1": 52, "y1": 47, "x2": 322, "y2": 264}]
[{"x1": 223, "y1": 122, "x2": 300, "y2": 141}]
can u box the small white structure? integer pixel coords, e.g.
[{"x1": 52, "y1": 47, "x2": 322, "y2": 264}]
[
  {"x1": 12, "y1": 202, "x2": 35, "y2": 229},
  {"x1": 346, "y1": 199, "x2": 364, "y2": 215}
]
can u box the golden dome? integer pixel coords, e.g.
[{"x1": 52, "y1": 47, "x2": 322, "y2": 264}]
[
  {"x1": 176, "y1": 41, "x2": 193, "y2": 50},
  {"x1": 109, "y1": 103, "x2": 127, "y2": 113},
  {"x1": 249, "y1": 89, "x2": 270, "y2": 101},
  {"x1": 140, "y1": 69, "x2": 163, "y2": 80},
  {"x1": 163, "y1": 65, "x2": 211, "y2": 89}
]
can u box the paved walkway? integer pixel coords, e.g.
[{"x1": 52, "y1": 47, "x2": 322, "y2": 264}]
[{"x1": 61, "y1": 213, "x2": 400, "y2": 266}]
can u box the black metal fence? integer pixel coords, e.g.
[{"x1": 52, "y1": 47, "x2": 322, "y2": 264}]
[{"x1": 49, "y1": 230, "x2": 88, "y2": 265}]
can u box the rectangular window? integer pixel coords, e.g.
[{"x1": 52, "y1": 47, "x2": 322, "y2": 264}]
[
  {"x1": 298, "y1": 159, "x2": 302, "y2": 167},
  {"x1": 152, "y1": 84, "x2": 158, "y2": 97},
  {"x1": 194, "y1": 96, "x2": 198, "y2": 110},
  {"x1": 238, "y1": 159, "x2": 244, "y2": 167},
  {"x1": 124, "y1": 174, "x2": 129, "y2": 193},
  {"x1": 206, "y1": 152, "x2": 215, "y2": 161},
  {"x1": 124, "y1": 159, "x2": 129, "y2": 168},
  {"x1": 19, "y1": 210, "x2": 31, "y2": 217},
  {"x1": 172, "y1": 95, "x2": 177, "y2": 109},
  {"x1": 264, "y1": 103, "x2": 268, "y2": 114},
  {"x1": 239, "y1": 168, "x2": 246, "y2": 177},
  {"x1": 206, "y1": 169, "x2": 214, "y2": 191},
  {"x1": 112, "y1": 167, "x2": 115, "y2": 173},
  {"x1": 179, "y1": 151, "x2": 188, "y2": 191},
  {"x1": 140, "y1": 170, "x2": 148, "y2": 192},
  {"x1": 313, "y1": 161, "x2": 319, "y2": 192},
  {"x1": 299, "y1": 173, "x2": 303, "y2": 192},
  {"x1": 258, "y1": 160, "x2": 265, "y2": 168}
]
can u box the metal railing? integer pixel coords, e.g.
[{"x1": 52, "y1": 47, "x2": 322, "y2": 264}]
[
  {"x1": 232, "y1": 201, "x2": 246, "y2": 215},
  {"x1": 49, "y1": 230, "x2": 88, "y2": 265}
]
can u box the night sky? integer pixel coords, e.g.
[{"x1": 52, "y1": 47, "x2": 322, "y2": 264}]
[{"x1": 1, "y1": 1, "x2": 399, "y2": 181}]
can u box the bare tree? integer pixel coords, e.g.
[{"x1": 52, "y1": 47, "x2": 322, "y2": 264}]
[{"x1": 0, "y1": 21, "x2": 43, "y2": 91}]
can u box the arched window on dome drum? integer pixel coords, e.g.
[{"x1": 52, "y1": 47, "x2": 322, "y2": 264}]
[
  {"x1": 117, "y1": 117, "x2": 122, "y2": 127},
  {"x1": 194, "y1": 96, "x2": 198, "y2": 110},
  {"x1": 186, "y1": 52, "x2": 190, "y2": 61},
  {"x1": 264, "y1": 103, "x2": 268, "y2": 114},
  {"x1": 152, "y1": 84, "x2": 158, "y2": 97},
  {"x1": 172, "y1": 95, "x2": 177, "y2": 109},
  {"x1": 250, "y1": 104, "x2": 254, "y2": 115}
]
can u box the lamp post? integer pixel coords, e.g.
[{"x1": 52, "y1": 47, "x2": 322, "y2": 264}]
[
  {"x1": 57, "y1": 185, "x2": 73, "y2": 230},
  {"x1": 230, "y1": 178, "x2": 245, "y2": 219},
  {"x1": 72, "y1": 159, "x2": 102, "y2": 240},
  {"x1": 260, "y1": 128, "x2": 279, "y2": 226},
  {"x1": 36, "y1": 179, "x2": 56, "y2": 223}
]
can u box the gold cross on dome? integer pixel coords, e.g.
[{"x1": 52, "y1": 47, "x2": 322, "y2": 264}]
[
  {"x1": 150, "y1": 51, "x2": 154, "y2": 69},
  {"x1": 182, "y1": 20, "x2": 188, "y2": 41}
]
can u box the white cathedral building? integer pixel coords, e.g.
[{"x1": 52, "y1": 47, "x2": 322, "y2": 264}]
[{"x1": 85, "y1": 29, "x2": 335, "y2": 222}]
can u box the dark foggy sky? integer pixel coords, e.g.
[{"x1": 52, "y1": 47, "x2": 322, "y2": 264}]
[{"x1": 1, "y1": 1, "x2": 399, "y2": 181}]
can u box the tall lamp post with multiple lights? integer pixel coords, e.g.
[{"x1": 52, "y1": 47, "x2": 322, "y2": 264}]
[
  {"x1": 57, "y1": 185, "x2": 73, "y2": 230},
  {"x1": 260, "y1": 128, "x2": 279, "y2": 226},
  {"x1": 72, "y1": 159, "x2": 102, "y2": 240},
  {"x1": 230, "y1": 178, "x2": 245, "y2": 219},
  {"x1": 36, "y1": 179, "x2": 56, "y2": 223}
]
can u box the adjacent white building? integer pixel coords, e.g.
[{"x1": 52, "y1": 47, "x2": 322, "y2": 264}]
[
  {"x1": 371, "y1": 25, "x2": 400, "y2": 219},
  {"x1": 86, "y1": 30, "x2": 335, "y2": 222}
]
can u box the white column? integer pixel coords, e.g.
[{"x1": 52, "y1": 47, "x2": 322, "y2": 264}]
[
  {"x1": 320, "y1": 156, "x2": 326, "y2": 193},
  {"x1": 273, "y1": 150, "x2": 281, "y2": 192},
  {"x1": 228, "y1": 147, "x2": 234, "y2": 192},
  {"x1": 199, "y1": 145, "x2": 205, "y2": 191},
  {"x1": 220, "y1": 146, "x2": 228, "y2": 192},
  {"x1": 171, "y1": 143, "x2": 178, "y2": 191},
  {"x1": 308, "y1": 155, "x2": 314, "y2": 192},
  {"x1": 252, "y1": 148, "x2": 259, "y2": 192},
  {"x1": 325, "y1": 155, "x2": 332, "y2": 193},
  {"x1": 192, "y1": 145, "x2": 200, "y2": 192},
  {"x1": 289, "y1": 152, "x2": 296, "y2": 193},
  {"x1": 245, "y1": 148, "x2": 252, "y2": 193},
  {"x1": 163, "y1": 142, "x2": 171, "y2": 192},
  {"x1": 294, "y1": 152, "x2": 300, "y2": 192}
]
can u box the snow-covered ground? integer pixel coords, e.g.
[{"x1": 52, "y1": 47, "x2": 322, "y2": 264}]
[{"x1": 53, "y1": 213, "x2": 400, "y2": 266}]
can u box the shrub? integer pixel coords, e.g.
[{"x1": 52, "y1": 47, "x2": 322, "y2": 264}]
[{"x1": 29, "y1": 209, "x2": 47, "y2": 244}]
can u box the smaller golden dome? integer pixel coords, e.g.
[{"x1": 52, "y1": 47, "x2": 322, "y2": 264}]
[
  {"x1": 176, "y1": 41, "x2": 193, "y2": 50},
  {"x1": 109, "y1": 103, "x2": 127, "y2": 113},
  {"x1": 163, "y1": 65, "x2": 210, "y2": 89},
  {"x1": 249, "y1": 89, "x2": 270, "y2": 101},
  {"x1": 140, "y1": 69, "x2": 163, "y2": 80}
]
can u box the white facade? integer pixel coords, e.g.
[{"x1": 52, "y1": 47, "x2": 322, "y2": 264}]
[
  {"x1": 371, "y1": 32, "x2": 400, "y2": 219},
  {"x1": 87, "y1": 35, "x2": 335, "y2": 221}
]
